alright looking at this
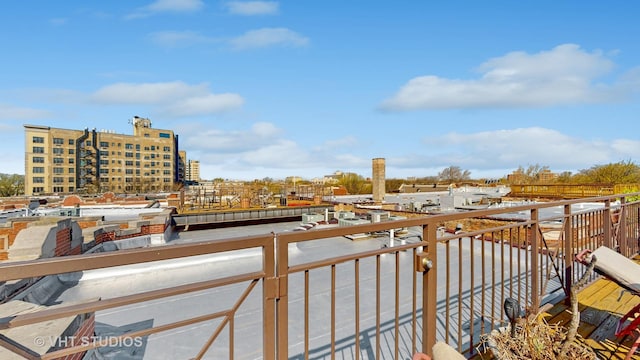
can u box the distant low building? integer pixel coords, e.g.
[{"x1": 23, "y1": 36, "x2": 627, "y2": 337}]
[{"x1": 323, "y1": 171, "x2": 343, "y2": 184}]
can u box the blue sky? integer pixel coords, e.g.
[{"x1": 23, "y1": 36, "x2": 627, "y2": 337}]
[{"x1": 1, "y1": 1, "x2": 639, "y2": 181}]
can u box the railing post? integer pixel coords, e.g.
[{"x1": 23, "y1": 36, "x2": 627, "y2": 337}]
[
  {"x1": 603, "y1": 199, "x2": 612, "y2": 249},
  {"x1": 421, "y1": 223, "x2": 438, "y2": 357},
  {"x1": 276, "y1": 234, "x2": 289, "y2": 360},
  {"x1": 264, "y1": 235, "x2": 276, "y2": 360},
  {"x1": 563, "y1": 204, "x2": 573, "y2": 306},
  {"x1": 530, "y1": 208, "x2": 540, "y2": 311},
  {"x1": 620, "y1": 197, "x2": 628, "y2": 257}
]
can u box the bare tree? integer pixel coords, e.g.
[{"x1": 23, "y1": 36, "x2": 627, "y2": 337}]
[{"x1": 438, "y1": 166, "x2": 471, "y2": 183}]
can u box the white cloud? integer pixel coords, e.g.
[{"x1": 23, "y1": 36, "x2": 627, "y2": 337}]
[
  {"x1": 90, "y1": 81, "x2": 243, "y2": 116},
  {"x1": 126, "y1": 0, "x2": 204, "y2": 19},
  {"x1": 225, "y1": 1, "x2": 279, "y2": 15},
  {"x1": 0, "y1": 104, "x2": 52, "y2": 120},
  {"x1": 611, "y1": 139, "x2": 640, "y2": 157},
  {"x1": 181, "y1": 122, "x2": 366, "y2": 174},
  {"x1": 146, "y1": 0, "x2": 204, "y2": 12},
  {"x1": 183, "y1": 122, "x2": 282, "y2": 153},
  {"x1": 149, "y1": 31, "x2": 214, "y2": 48},
  {"x1": 416, "y1": 127, "x2": 629, "y2": 173},
  {"x1": 381, "y1": 44, "x2": 632, "y2": 110},
  {"x1": 165, "y1": 93, "x2": 244, "y2": 116},
  {"x1": 230, "y1": 28, "x2": 308, "y2": 50}
]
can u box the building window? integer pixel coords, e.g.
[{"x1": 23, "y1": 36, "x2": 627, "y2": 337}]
[
  {"x1": 33, "y1": 146, "x2": 44, "y2": 153},
  {"x1": 69, "y1": 149, "x2": 75, "y2": 154},
  {"x1": 69, "y1": 187, "x2": 74, "y2": 192},
  {"x1": 100, "y1": 141, "x2": 109, "y2": 148},
  {"x1": 69, "y1": 168, "x2": 74, "y2": 173},
  {"x1": 53, "y1": 138, "x2": 64, "y2": 145},
  {"x1": 53, "y1": 167, "x2": 64, "y2": 174},
  {"x1": 135, "y1": 144, "x2": 140, "y2": 151},
  {"x1": 53, "y1": 158, "x2": 64, "y2": 164},
  {"x1": 125, "y1": 161, "x2": 133, "y2": 166},
  {"x1": 33, "y1": 167, "x2": 44, "y2": 173},
  {"x1": 53, "y1": 177, "x2": 64, "y2": 183},
  {"x1": 164, "y1": 178, "x2": 172, "y2": 183},
  {"x1": 32, "y1": 136, "x2": 44, "y2": 143},
  {"x1": 100, "y1": 169, "x2": 109, "y2": 174},
  {"x1": 164, "y1": 170, "x2": 170, "y2": 175},
  {"x1": 86, "y1": 141, "x2": 92, "y2": 146},
  {"x1": 164, "y1": 155, "x2": 171, "y2": 160},
  {"x1": 100, "y1": 160, "x2": 109, "y2": 165},
  {"x1": 53, "y1": 186, "x2": 64, "y2": 193},
  {"x1": 100, "y1": 150, "x2": 109, "y2": 156},
  {"x1": 164, "y1": 162, "x2": 171, "y2": 167},
  {"x1": 68, "y1": 177, "x2": 74, "y2": 183},
  {"x1": 53, "y1": 148, "x2": 64, "y2": 155},
  {"x1": 69, "y1": 158, "x2": 74, "y2": 164},
  {"x1": 159, "y1": 133, "x2": 170, "y2": 138},
  {"x1": 33, "y1": 187, "x2": 44, "y2": 194},
  {"x1": 69, "y1": 139, "x2": 74, "y2": 145},
  {"x1": 125, "y1": 152, "x2": 133, "y2": 158},
  {"x1": 33, "y1": 156, "x2": 44, "y2": 163},
  {"x1": 33, "y1": 177, "x2": 44, "y2": 183}
]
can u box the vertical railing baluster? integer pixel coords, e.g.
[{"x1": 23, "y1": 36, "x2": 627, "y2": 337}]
[
  {"x1": 376, "y1": 255, "x2": 381, "y2": 360},
  {"x1": 530, "y1": 208, "x2": 540, "y2": 311},
  {"x1": 355, "y1": 259, "x2": 360, "y2": 360},
  {"x1": 304, "y1": 270, "x2": 309, "y2": 360},
  {"x1": 563, "y1": 204, "x2": 573, "y2": 305},
  {"x1": 395, "y1": 251, "x2": 400, "y2": 360},
  {"x1": 444, "y1": 241, "x2": 450, "y2": 344},
  {"x1": 331, "y1": 264, "x2": 336, "y2": 360}
]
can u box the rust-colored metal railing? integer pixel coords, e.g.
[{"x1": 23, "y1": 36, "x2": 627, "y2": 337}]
[
  {"x1": 0, "y1": 193, "x2": 639, "y2": 359},
  {"x1": 509, "y1": 183, "x2": 640, "y2": 199}
]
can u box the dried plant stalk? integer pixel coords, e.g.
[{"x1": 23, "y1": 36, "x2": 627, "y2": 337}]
[{"x1": 482, "y1": 315, "x2": 596, "y2": 360}]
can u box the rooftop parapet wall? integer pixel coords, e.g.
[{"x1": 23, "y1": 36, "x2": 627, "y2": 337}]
[{"x1": 1, "y1": 209, "x2": 174, "y2": 262}]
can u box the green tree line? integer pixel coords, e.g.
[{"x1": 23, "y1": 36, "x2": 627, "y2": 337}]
[{"x1": 0, "y1": 173, "x2": 24, "y2": 197}]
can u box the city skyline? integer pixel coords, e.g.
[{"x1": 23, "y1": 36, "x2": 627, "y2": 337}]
[{"x1": 2, "y1": 1, "x2": 640, "y2": 181}]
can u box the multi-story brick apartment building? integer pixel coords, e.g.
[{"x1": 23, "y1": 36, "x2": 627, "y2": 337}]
[{"x1": 24, "y1": 116, "x2": 184, "y2": 196}]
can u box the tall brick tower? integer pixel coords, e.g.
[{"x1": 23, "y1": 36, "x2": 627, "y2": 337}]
[{"x1": 372, "y1": 158, "x2": 386, "y2": 204}]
